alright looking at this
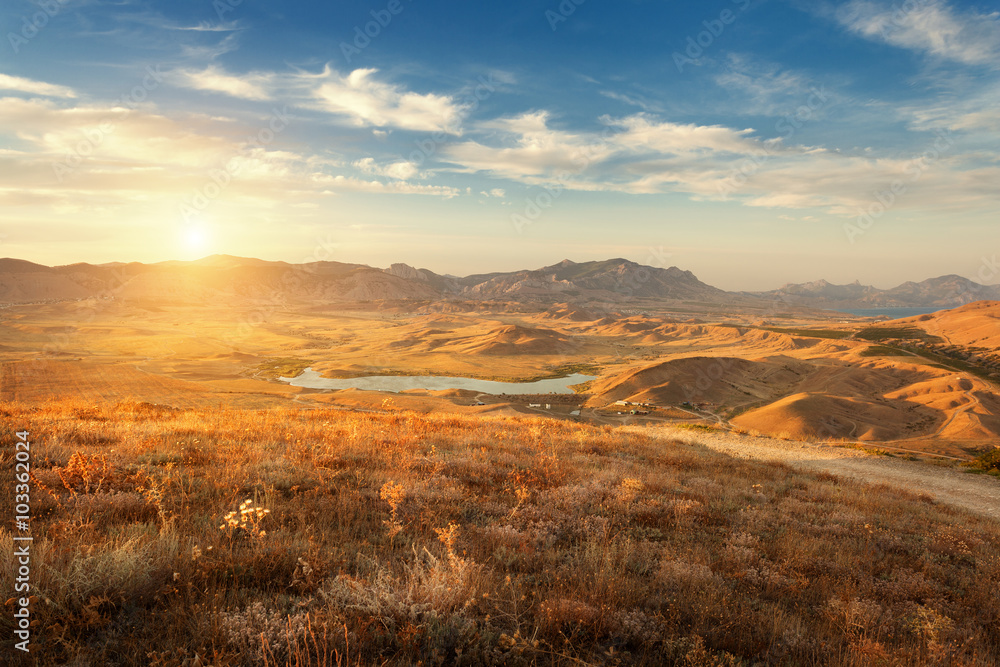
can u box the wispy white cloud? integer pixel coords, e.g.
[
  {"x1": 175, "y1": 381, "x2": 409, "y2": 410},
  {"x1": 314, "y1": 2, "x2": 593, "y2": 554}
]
[
  {"x1": 312, "y1": 174, "x2": 460, "y2": 197},
  {"x1": 113, "y1": 10, "x2": 244, "y2": 33},
  {"x1": 443, "y1": 112, "x2": 767, "y2": 185},
  {"x1": 444, "y1": 111, "x2": 616, "y2": 179},
  {"x1": 837, "y1": 0, "x2": 1000, "y2": 66},
  {"x1": 713, "y1": 54, "x2": 839, "y2": 117},
  {"x1": 179, "y1": 33, "x2": 242, "y2": 61},
  {"x1": 0, "y1": 97, "x2": 233, "y2": 169},
  {"x1": 173, "y1": 65, "x2": 273, "y2": 101},
  {"x1": 905, "y1": 79, "x2": 1000, "y2": 133},
  {"x1": 308, "y1": 67, "x2": 466, "y2": 134},
  {"x1": 171, "y1": 64, "x2": 469, "y2": 133},
  {"x1": 607, "y1": 114, "x2": 764, "y2": 155},
  {"x1": 0, "y1": 95, "x2": 461, "y2": 219},
  {"x1": 0, "y1": 73, "x2": 76, "y2": 98},
  {"x1": 441, "y1": 108, "x2": 1000, "y2": 215},
  {"x1": 599, "y1": 90, "x2": 662, "y2": 113},
  {"x1": 174, "y1": 21, "x2": 243, "y2": 32},
  {"x1": 353, "y1": 157, "x2": 422, "y2": 180}
]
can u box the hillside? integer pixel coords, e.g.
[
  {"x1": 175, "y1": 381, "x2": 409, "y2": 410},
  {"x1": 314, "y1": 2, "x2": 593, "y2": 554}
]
[
  {"x1": 582, "y1": 309, "x2": 1000, "y2": 449},
  {"x1": 894, "y1": 300, "x2": 1000, "y2": 349},
  {"x1": 856, "y1": 300, "x2": 1000, "y2": 384},
  {"x1": 450, "y1": 324, "x2": 573, "y2": 355},
  {"x1": 2, "y1": 400, "x2": 998, "y2": 665},
  {"x1": 729, "y1": 392, "x2": 922, "y2": 441}
]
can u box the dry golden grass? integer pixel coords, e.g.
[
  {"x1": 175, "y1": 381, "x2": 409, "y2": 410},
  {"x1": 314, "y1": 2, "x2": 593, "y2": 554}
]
[{"x1": 2, "y1": 398, "x2": 999, "y2": 665}]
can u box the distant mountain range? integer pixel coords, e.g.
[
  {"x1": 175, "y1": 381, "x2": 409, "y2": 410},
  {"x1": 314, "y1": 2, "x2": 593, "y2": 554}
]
[
  {"x1": 751, "y1": 275, "x2": 1000, "y2": 309},
  {"x1": 0, "y1": 256, "x2": 729, "y2": 306},
  {"x1": 1, "y1": 255, "x2": 996, "y2": 311}
]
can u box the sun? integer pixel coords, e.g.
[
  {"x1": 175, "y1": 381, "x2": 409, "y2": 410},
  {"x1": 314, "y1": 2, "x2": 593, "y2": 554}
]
[{"x1": 181, "y1": 224, "x2": 212, "y2": 256}]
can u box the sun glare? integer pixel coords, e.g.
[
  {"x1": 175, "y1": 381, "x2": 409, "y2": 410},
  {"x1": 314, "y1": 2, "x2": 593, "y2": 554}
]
[{"x1": 182, "y1": 225, "x2": 212, "y2": 257}]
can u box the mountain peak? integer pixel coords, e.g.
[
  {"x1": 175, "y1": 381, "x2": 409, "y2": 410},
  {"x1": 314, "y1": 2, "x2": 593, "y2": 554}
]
[{"x1": 384, "y1": 263, "x2": 428, "y2": 281}]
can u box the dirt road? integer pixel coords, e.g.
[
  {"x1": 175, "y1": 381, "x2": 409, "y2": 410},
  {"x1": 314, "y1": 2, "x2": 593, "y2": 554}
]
[
  {"x1": 931, "y1": 383, "x2": 981, "y2": 438},
  {"x1": 631, "y1": 424, "x2": 1000, "y2": 521}
]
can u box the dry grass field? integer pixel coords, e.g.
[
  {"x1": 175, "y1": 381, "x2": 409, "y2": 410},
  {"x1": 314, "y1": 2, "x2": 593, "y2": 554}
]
[{"x1": 2, "y1": 400, "x2": 1000, "y2": 666}]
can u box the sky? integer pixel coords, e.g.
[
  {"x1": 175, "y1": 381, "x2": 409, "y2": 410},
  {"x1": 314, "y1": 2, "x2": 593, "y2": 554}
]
[{"x1": 1, "y1": 0, "x2": 998, "y2": 290}]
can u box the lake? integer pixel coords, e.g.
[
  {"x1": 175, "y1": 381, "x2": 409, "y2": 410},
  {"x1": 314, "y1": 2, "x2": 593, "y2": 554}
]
[
  {"x1": 832, "y1": 306, "x2": 955, "y2": 318},
  {"x1": 280, "y1": 368, "x2": 596, "y2": 395}
]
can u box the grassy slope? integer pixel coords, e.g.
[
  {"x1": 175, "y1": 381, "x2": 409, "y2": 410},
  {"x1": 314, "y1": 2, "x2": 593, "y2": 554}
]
[{"x1": 1, "y1": 400, "x2": 998, "y2": 666}]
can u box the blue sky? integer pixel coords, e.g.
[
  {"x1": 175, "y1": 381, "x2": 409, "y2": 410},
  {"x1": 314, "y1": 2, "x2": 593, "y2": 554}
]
[{"x1": 1, "y1": 0, "x2": 998, "y2": 289}]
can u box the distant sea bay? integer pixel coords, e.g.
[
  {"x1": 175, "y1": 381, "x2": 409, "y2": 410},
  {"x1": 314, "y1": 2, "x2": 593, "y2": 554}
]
[{"x1": 832, "y1": 306, "x2": 953, "y2": 318}]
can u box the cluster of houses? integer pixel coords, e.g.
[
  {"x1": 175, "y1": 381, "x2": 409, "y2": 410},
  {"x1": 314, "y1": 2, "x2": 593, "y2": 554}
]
[
  {"x1": 610, "y1": 399, "x2": 718, "y2": 416},
  {"x1": 612, "y1": 400, "x2": 651, "y2": 415},
  {"x1": 526, "y1": 403, "x2": 581, "y2": 417}
]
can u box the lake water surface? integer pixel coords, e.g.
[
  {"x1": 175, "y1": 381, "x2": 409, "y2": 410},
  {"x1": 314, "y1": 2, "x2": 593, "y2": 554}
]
[
  {"x1": 832, "y1": 306, "x2": 956, "y2": 318},
  {"x1": 280, "y1": 368, "x2": 596, "y2": 394}
]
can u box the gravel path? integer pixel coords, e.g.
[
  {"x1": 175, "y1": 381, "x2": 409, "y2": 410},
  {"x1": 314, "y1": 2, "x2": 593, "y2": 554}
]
[{"x1": 630, "y1": 425, "x2": 1000, "y2": 521}]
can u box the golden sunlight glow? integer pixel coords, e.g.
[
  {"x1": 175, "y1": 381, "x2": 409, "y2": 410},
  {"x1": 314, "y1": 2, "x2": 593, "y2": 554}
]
[{"x1": 181, "y1": 224, "x2": 212, "y2": 257}]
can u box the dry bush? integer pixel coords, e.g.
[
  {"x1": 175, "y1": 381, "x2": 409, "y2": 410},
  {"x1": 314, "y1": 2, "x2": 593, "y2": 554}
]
[
  {"x1": 538, "y1": 597, "x2": 600, "y2": 632},
  {"x1": 56, "y1": 451, "x2": 114, "y2": 494}
]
